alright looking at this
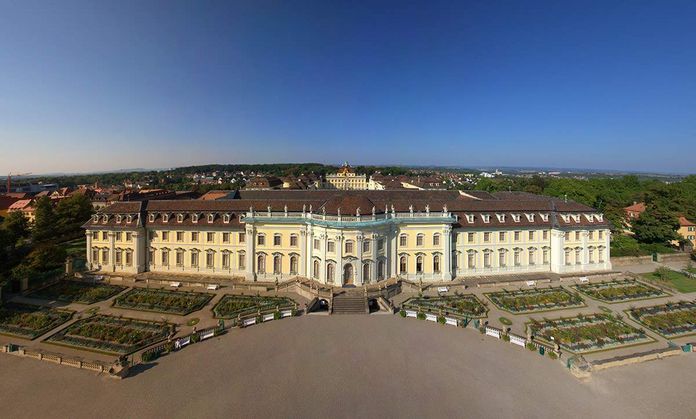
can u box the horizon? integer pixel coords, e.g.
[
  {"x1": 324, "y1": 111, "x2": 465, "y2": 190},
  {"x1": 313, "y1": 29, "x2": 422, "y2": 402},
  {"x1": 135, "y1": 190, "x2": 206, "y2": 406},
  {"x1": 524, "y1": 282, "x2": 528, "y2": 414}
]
[{"x1": 1, "y1": 1, "x2": 695, "y2": 174}]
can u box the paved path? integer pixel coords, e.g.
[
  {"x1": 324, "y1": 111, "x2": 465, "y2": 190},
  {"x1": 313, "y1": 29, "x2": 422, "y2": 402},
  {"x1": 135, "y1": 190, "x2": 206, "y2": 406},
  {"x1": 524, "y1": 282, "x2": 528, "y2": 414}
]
[{"x1": 1, "y1": 315, "x2": 695, "y2": 419}]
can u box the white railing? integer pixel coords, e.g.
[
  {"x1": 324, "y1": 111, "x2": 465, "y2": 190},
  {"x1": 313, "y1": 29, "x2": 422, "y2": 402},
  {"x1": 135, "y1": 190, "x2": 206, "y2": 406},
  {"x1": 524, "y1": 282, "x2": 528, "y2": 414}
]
[{"x1": 245, "y1": 211, "x2": 454, "y2": 222}]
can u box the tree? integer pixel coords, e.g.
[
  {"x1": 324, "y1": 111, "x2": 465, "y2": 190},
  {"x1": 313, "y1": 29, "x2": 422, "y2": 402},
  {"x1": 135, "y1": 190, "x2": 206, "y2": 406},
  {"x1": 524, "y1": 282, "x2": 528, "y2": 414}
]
[
  {"x1": 32, "y1": 196, "x2": 56, "y2": 242},
  {"x1": 54, "y1": 194, "x2": 94, "y2": 236},
  {"x1": 632, "y1": 204, "x2": 680, "y2": 245},
  {"x1": 2, "y1": 211, "x2": 29, "y2": 245}
]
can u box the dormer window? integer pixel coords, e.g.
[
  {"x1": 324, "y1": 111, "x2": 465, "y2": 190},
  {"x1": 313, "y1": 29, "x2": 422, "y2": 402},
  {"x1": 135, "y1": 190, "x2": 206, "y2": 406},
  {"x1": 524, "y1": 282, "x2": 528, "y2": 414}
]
[
  {"x1": 177, "y1": 213, "x2": 184, "y2": 223},
  {"x1": 126, "y1": 215, "x2": 133, "y2": 223},
  {"x1": 572, "y1": 214, "x2": 581, "y2": 223},
  {"x1": 540, "y1": 214, "x2": 549, "y2": 222},
  {"x1": 207, "y1": 213, "x2": 214, "y2": 223},
  {"x1": 223, "y1": 214, "x2": 230, "y2": 223},
  {"x1": 92, "y1": 214, "x2": 99, "y2": 222},
  {"x1": 482, "y1": 214, "x2": 490, "y2": 223},
  {"x1": 561, "y1": 214, "x2": 570, "y2": 223},
  {"x1": 192, "y1": 213, "x2": 199, "y2": 223},
  {"x1": 525, "y1": 213, "x2": 534, "y2": 222},
  {"x1": 162, "y1": 213, "x2": 169, "y2": 223},
  {"x1": 116, "y1": 215, "x2": 122, "y2": 223},
  {"x1": 466, "y1": 214, "x2": 474, "y2": 223},
  {"x1": 584, "y1": 214, "x2": 594, "y2": 222},
  {"x1": 512, "y1": 214, "x2": 521, "y2": 222},
  {"x1": 495, "y1": 213, "x2": 506, "y2": 223},
  {"x1": 149, "y1": 213, "x2": 156, "y2": 223},
  {"x1": 102, "y1": 215, "x2": 109, "y2": 223},
  {"x1": 597, "y1": 214, "x2": 604, "y2": 222}
]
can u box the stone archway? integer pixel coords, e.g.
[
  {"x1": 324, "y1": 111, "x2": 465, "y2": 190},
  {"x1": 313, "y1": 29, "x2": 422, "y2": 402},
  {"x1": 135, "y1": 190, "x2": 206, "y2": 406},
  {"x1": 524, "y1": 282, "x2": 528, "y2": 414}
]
[{"x1": 343, "y1": 264, "x2": 354, "y2": 286}]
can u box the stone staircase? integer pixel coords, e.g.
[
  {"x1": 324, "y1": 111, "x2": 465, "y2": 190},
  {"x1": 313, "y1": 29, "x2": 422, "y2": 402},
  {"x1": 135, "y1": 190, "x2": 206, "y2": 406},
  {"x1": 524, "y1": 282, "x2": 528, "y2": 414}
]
[{"x1": 331, "y1": 293, "x2": 368, "y2": 315}]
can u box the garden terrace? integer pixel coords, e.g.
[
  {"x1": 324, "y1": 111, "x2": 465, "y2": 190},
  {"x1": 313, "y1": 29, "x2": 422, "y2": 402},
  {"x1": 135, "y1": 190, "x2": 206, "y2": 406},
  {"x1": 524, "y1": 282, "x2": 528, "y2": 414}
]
[
  {"x1": 485, "y1": 287, "x2": 585, "y2": 314},
  {"x1": 0, "y1": 303, "x2": 74, "y2": 340},
  {"x1": 46, "y1": 314, "x2": 173, "y2": 355},
  {"x1": 642, "y1": 269, "x2": 696, "y2": 293},
  {"x1": 572, "y1": 279, "x2": 668, "y2": 303},
  {"x1": 627, "y1": 301, "x2": 696, "y2": 338},
  {"x1": 401, "y1": 295, "x2": 488, "y2": 319},
  {"x1": 113, "y1": 288, "x2": 214, "y2": 315},
  {"x1": 212, "y1": 295, "x2": 296, "y2": 320},
  {"x1": 28, "y1": 280, "x2": 127, "y2": 304},
  {"x1": 528, "y1": 313, "x2": 653, "y2": 354}
]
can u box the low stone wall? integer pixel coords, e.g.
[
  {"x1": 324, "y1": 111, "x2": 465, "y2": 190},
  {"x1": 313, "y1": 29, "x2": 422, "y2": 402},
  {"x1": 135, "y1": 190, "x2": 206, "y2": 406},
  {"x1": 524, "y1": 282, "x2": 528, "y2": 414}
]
[
  {"x1": 2, "y1": 344, "x2": 113, "y2": 375},
  {"x1": 610, "y1": 255, "x2": 653, "y2": 266},
  {"x1": 591, "y1": 347, "x2": 683, "y2": 371},
  {"x1": 657, "y1": 253, "x2": 692, "y2": 263}
]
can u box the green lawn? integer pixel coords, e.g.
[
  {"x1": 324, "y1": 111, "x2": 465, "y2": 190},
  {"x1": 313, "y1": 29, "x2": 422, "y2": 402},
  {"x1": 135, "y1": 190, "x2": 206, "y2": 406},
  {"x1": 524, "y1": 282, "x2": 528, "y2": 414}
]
[
  {"x1": 643, "y1": 270, "x2": 696, "y2": 293},
  {"x1": 57, "y1": 237, "x2": 86, "y2": 258}
]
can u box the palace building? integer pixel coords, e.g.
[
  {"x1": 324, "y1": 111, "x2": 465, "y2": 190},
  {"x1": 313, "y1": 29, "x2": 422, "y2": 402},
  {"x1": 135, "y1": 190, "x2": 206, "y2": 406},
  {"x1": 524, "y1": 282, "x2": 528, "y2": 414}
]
[
  {"x1": 324, "y1": 162, "x2": 368, "y2": 190},
  {"x1": 83, "y1": 189, "x2": 611, "y2": 285}
]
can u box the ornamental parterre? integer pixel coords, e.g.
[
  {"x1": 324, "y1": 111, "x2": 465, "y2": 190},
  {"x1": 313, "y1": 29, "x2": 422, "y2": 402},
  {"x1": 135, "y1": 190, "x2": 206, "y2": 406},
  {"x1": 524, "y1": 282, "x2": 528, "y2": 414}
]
[
  {"x1": 113, "y1": 288, "x2": 214, "y2": 315},
  {"x1": 573, "y1": 279, "x2": 667, "y2": 303},
  {"x1": 46, "y1": 314, "x2": 174, "y2": 355},
  {"x1": 528, "y1": 313, "x2": 653, "y2": 354},
  {"x1": 627, "y1": 301, "x2": 696, "y2": 338},
  {"x1": 28, "y1": 280, "x2": 127, "y2": 304},
  {"x1": 0, "y1": 303, "x2": 74, "y2": 340},
  {"x1": 485, "y1": 287, "x2": 585, "y2": 314},
  {"x1": 401, "y1": 295, "x2": 488, "y2": 319},
  {"x1": 212, "y1": 295, "x2": 296, "y2": 319}
]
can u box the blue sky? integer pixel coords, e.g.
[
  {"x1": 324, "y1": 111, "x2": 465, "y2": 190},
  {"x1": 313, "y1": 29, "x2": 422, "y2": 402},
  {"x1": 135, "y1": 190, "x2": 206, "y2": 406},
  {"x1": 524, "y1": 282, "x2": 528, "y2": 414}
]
[{"x1": 0, "y1": 0, "x2": 694, "y2": 174}]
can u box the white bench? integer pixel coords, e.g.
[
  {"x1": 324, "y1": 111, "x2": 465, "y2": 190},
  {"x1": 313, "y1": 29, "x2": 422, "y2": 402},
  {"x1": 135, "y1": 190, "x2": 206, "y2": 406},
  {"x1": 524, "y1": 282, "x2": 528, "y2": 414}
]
[
  {"x1": 170, "y1": 282, "x2": 182, "y2": 288},
  {"x1": 579, "y1": 277, "x2": 590, "y2": 284},
  {"x1": 526, "y1": 281, "x2": 536, "y2": 287},
  {"x1": 242, "y1": 317, "x2": 256, "y2": 327},
  {"x1": 437, "y1": 287, "x2": 449, "y2": 294},
  {"x1": 206, "y1": 284, "x2": 220, "y2": 290}
]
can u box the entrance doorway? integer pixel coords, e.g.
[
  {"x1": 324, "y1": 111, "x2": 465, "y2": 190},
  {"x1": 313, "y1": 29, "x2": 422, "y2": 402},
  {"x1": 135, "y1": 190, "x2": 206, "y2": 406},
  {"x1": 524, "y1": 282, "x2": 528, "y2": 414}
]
[{"x1": 343, "y1": 264, "x2": 354, "y2": 286}]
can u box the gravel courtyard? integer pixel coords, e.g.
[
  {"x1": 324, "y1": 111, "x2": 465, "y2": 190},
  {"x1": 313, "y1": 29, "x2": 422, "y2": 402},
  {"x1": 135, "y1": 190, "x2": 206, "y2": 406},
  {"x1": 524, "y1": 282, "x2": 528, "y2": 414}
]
[{"x1": 1, "y1": 315, "x2": 695, "y2": 419}]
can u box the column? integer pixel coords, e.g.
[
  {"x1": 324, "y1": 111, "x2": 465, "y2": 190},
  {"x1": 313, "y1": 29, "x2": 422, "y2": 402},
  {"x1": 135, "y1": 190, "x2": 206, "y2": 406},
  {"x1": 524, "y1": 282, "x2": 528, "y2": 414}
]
[
  {"x1": 336, "y1": 234, "x2": 343, "y2": 286},
  {"x1": 550, "y1": 229, "x2": 564, "y2": 273},
  {"x1": 108, "y1": 231, "x2": 116, "y2": 272},
  {"x1": 356, "y1": 234, "x2": 364, "y2": 285},
  {"x1": 132, "y1": 231, "x2": 142, "y2": 273},
  {"x1": 322, "y1": 232, "x2": 327, "y2": 283},
  {"x1": 371, "y1": 233, "x2": 378, "y2": 281},
  {"x1": 443, "y1": 225, "x2": 452, "y2": 281},
  {"x1": 85, "y1": 231, "x2": 92, "y2": 270},
  {"x1": 300, "y1": 229, "x2": 307, "y2": 277},
  {"x1": 390, "y1": 228, "x2": 398, "y2": 278},
  {"x1": 582, "y1": 230, "x2": 589, "y2": 268},
  {"x1": 245, "y1": 226, "x2": 255, "y2": 281}
]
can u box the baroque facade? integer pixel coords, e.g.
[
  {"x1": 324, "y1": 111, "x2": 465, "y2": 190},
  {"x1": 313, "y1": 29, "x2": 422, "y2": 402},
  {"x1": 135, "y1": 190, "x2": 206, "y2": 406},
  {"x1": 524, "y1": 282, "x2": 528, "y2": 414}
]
[{"x1": 84, "y1": 190, "x2": 611, "y2": 285}]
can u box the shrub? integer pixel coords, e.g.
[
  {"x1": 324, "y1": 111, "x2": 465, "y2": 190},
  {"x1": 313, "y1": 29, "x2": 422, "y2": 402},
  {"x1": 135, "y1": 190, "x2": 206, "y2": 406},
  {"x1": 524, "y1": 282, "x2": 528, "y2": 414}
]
[
  {"x1": 164, "y1": 342, "x2": 175, "y2": 353},
  {"x1": 399, "y1": 309, "x2": 407, "y2": 317},
  {"x1": 273, "y1": 311, "x2": 281, "y2": 320},
  {"x1": 548, "y1": 351, "x2": 558, "y2": 360},
  {"x1": 416, "y1": 312, "x2": 426, "y2": 320},
  {"x1": 141, "y1": 349, "x2": 161, "y2": 362},
  {"x1": 479, "y1": 327, "x2": 485, "y2": 334},
  {"x1": 499, "y1": 317, "x2": 512, "y2": 326},
  {"x1": 190, "y1": 333, "x2": 200, "y2": 344},
  {"x1": 437, "y1": 316, "x2": 446, "y2": 324},
  {"x1": 526, "y1": 342, "x2": 537, "y2": 351},
  {"x1": 502, "y1": 334, "x2": 510, "y2": 342}
]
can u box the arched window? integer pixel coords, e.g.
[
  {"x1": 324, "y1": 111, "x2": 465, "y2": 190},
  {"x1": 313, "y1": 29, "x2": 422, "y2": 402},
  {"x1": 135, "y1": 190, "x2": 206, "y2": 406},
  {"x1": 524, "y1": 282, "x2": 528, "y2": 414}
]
[
  {"x1": 467, "y1": 250, "x2": 476, "y2": 269},
  {"x1": 433, "y1": 233, "x2": 440, "y2": 246},
  {"x1": 238, "y1": 251, "x2": 246, "y2": 270},
  {"x1": 416, "y1": 255, "x2": 423, "y2": 273},
  {"x1": 273, "y1": 255, "x2": 282, "y2": 274},
  {"x1": 588, "y1": 247, "x2": 595, "y2": 263},
  {"x1": 222, "y1": 251, "x2": 230, "y2": 269},
  {"x1": 206, "y1": 250, "x2": 215, "y2": 268},
  {"x1": 400, "y1": 256, "x2": 407, "y2": 274},
  {"x1": 514, "y1": 248, "x2": 521, "y2": 266},
  {"x1": 564, "y1": 248, "x2": 571, "y2": 266},
  {"x1": 528, "y1": 247, "x2": 536, "y2": 265},
  {"x1": 161, "y1": 249, "x2": 169, "y2": 266},
  {"x1": 575, "y1": 247, "x2": 582, "y2": 265},
  {"x1": 483, "y1": 249, "x2": 492, "y2": 268},
  {"x1": 257, "y1": 254, "x2": 266, "y2": 274},
  {"x1": 363, "y1": 262, "x2": 370, "y2": 282},
  {"x1": 433, "y1": 255, "x2": 441, "y2": 273},
  {"x1": 313, "y1": 260, "x2": 320, "y2": 279},
  {"x1": 290, "y1": 255, "x2": 298, "y2": 274},
  {"x1": 378, "y1": 260, "x2": 385, "y2": 280},
  {"x1": 598, "y1": 246, "x2": 605, "y2": 263},
  {"x1": 416, "y1": 234, "x2": 424, "y2": 246},
  {"x1": 326, "y1": 263, "x2": 335, "y2": 283},
  {"x1": 498, "y1": 249, "x2": 506, "y2": 267}
]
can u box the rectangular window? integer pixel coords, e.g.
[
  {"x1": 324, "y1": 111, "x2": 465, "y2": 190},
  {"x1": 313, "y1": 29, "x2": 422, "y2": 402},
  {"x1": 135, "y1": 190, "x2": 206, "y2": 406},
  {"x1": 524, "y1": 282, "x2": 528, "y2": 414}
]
[
  {"x1": 484, "y1": 252, "x2": 491, "y2": 268},
  {"x1": 529, "y1": 250, "x2": 535, "y2": 265},
  {"x1": 176, "y1": 251, "x2": 184, "y2": 267},
  {"x1": 529, "y1": 231, "x2": 534, "y2": 240},
  {"x1": 314, "y1": 239, "x2": 320, "y2": 250},
  {"x1": 223, "y1": 233, "x2": 230, "y2": 243},
  {"x1": 125, "y1": 251, "x2": 132, "y2": 266},
  {"x1": 378, "y1": 239, "x2": 384, "y2": 250},
  {"x1": 499, "y1": 252, "x2": 506, "y2": 267},
  {"x1": 191, "y1": 232, "x2": 199, "y2": 242},
  {"x1": 161, "y1": 250, "x2": 169, "y2": 266},
  {"x1": 162, "y1": 231, "x2": 169, "y2": 241},
  {"x1": 363, "y1": 240, "x2": 370, "y2": 252},
  {"x1": 433, "y1": 235, "x2": 440, "y2": 246},
  {"x1": 514, "y1": 231, "x2": 520, "y2": 241},
  {"x1": 468, "y1": 253, "x2": 475, "y2": 269},
  {"x1": 514, "y1": 250, "x2": 520, "y2": 266},
  {"x1": 484, "y1": 232, "x2": 490, "y2": 242},
  {"x1": 290, "y1": 235, "x2": 298, "y2": 247},
  {"x1": 468, "y1": 232, "x2": 475, "y2": 242},
  {"x1": 328, "y1": 241, "x2": 335, "y2": 253},
  {"x1": 499, "y1": 232, "x2": 505, "y2": 241},
  {"x1": 115, "y1": 249, "x2": 122, "y2": 264},
  {"x1": 116, "y1": 232, "x2": 122, "y2": 241},
  {"x1": 399, "y1": 235, "x2": 407, "y2": 247},
  {"x1": 207, "y1": 232, "x2": 214, "y2": 242},
  {"x1": 206, "y1": 252, "x2": 214, "y2": 268},
  {"x1": 257, "y1": 235, "x2": 265, "y2": 246},
  {"x1": 564, "y1": 232, "x2": 570, "y2": 241},
  {"x1": 102, "y1": 231, "x2": 108, "y2": 240},
  {"x1": 543, "y1": 231, "x2": 548, "y2": 240},
  {"x1": 588, "y1": 231, "x2": 594, "y2": 240},
  {"x1": 239, "y1": 232, "x2": 246, "y2": 243},
  {"x1": 274, "y1": 235, "x2": 281, "y2": 246},
  {"x1": 191, "y1": 252, "x2": 199, "y2": 268},
  {"x1": 126, "y1": 232, "x2": 132, "y2": 241},
  {"x1": 345, "y1": 241, "x2": 353, "y2": 254},
  {"x1": 92, "y1": 231, "x2": 98, "y2": 240},
  {"x1": 543, "y1": 249, "x2": 549, "y2": 264},
  {"x1": 222, "y1": 252, "x2": 230, "y2": 268},
  {"x1": 598, "y1": 231, "x2": 604, "y2": 240},
  {"x1": 416, "y1": 235, "x2": 424, "y2": 246},
  {"x1": 575, "y1": 231, "x2": 581, "y2": 241},
  {"x1": 176, "y1": 232, "x2": 183, "y2": 242},
  {"x1": 599, "y1": 248, "x2": 605, "y2": 263}
]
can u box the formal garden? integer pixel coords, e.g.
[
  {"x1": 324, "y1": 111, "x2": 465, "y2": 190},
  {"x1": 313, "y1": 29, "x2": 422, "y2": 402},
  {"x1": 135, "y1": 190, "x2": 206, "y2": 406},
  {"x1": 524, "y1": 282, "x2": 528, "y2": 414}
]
[
  {"x1": 46, "y1": 314, "x2": 174, "y2": 354},
  {"x1": 642, "y1": 268, "x2": 696, "y2": 293},
  {"x1": 626, "y1": 301, "x2": 696, "y2": 338},
  {"x1": 212, "y1": 294, "x2": 297, "y2": 319},
  {"x1": 0, "y1": 303, "x2": 74, "y2": 340},
  {"x1": 401, "y1": 294, "x2": 488, "y2": 319},
  {"x1": 528, "y1": 313, "x2": 653, "y2": 354},
  {"x1": 113, "y1": 288, "x2": 214, "y2": 315},
  {"x1": 485, "y1": 287, "x2": 585, "y2": 314},
  {"x1": 28, "y1": 280, "x2": 127, "y2": 304},
  {"x1": 573, "y1": 278, "x2": 668, "y2": 303}
]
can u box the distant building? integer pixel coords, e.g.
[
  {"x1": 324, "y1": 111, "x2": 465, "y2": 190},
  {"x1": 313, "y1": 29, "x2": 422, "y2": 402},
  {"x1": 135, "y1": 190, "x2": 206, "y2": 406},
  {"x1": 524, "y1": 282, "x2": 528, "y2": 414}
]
[
  {"x1": 0, "y1": 195, "x2": 21, "y2": 218},
  {"x1": 624, "y1": 202, "x2": 646, "y2": 220},
  {"x1": 325, "y1": 163, "x2": 368, "y2": 190},
  {"x1": 677, "y1": 216, "x2": 696, "y2": 250},
  {"x1": 245, "y1": 176, "x2": 283, "y2": 190},
  {"x1": 8, "y1": 199, "x2": 36, "y2": 222}
]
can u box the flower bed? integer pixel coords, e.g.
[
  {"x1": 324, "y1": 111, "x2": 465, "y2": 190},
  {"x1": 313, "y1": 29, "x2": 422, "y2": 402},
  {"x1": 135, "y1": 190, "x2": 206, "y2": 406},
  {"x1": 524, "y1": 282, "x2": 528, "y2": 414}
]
[
  {"x1": 401, "y1": 295, "x2": 488, "y2": 319},
  {"x1": 485, "y1": 287, "x2": 585, "y2": 314},
  {"x1": 212, "y1": 295, "x2": 296, "y2": 319},
  {"x1": 28, "y1": 280, "x2": 127, "y2": 304},
  {"x1": 528, "y1": 313, "x2": 653, "y2": 354},
  {"x1": 0, "y1": 303, "x2": 74, "y2": 340},
  {"x1": 113, "y1": 288, "x2": 214, "y2": 315},
  {"x1": 627, "y1": 301, "x2": 696, "y2": 338},
  {"x1": 573, "y1": 279, "x2": 668, "y2": 303},
  {"x1": 46, "y1": 314, "x2": 173, "y2": 354}
]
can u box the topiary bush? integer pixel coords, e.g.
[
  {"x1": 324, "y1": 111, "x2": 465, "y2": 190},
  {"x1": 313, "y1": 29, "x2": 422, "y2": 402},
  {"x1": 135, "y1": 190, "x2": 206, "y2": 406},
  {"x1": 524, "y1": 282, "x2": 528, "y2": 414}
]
[
  {"x1": 502, "y1": 334, "x2": 510, "y2": 342},
  {"x1": 548, "y1": 351, "x2": 558, "y2": 360},
  {"x1": 526, "y1": 342, "x2": 536, "y2": 351},
  {"x1": 417, "y1": 312, "x2": 426, "y2": 320},
  {"x1": 437, "y1": 316, "x2": 446, "y2": 325},
  {"x1": 273, "y1": 311, "x2": 281, "y2": 320},
  {"x1": 399, "y1": 309, "x2": 407, "y2": 317}
]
